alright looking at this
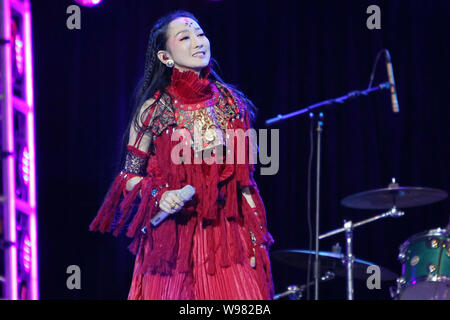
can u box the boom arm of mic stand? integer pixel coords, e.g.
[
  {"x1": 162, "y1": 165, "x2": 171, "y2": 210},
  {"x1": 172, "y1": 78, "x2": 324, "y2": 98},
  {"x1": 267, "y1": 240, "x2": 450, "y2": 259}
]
[{"x1": 265, "y1": 82, "x2": 390, "y2": 125}]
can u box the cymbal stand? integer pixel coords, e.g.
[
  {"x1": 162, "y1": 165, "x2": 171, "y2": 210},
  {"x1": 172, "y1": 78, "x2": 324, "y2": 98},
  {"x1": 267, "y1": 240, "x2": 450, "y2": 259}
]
[{"x1": 319, "y1": 207, "x2": 405, "y2": 300}]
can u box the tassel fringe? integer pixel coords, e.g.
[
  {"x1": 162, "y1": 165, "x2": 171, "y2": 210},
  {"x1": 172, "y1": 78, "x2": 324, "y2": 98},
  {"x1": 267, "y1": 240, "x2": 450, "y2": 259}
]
[{"x1": 89, "y1": 173, "x2": 127, "y2": 233}]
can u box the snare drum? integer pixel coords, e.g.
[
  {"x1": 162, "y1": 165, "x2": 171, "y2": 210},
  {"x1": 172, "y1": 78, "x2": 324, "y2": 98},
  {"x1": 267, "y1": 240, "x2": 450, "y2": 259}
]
[{"x1": 396, "y1": 228, "x2": 450, "y2": 300}]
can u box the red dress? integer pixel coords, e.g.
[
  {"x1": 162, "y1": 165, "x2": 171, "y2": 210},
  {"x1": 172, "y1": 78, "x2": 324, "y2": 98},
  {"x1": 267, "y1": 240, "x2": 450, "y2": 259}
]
[{"x1": 90, "y1": 68, "x2": 274, "y2": 300}]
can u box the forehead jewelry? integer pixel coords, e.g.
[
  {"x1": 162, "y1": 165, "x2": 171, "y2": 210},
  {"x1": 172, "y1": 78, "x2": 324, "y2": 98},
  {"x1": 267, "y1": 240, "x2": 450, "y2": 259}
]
[{"x1": 183, "y1": 18, "x2": 195, "y2": 28}]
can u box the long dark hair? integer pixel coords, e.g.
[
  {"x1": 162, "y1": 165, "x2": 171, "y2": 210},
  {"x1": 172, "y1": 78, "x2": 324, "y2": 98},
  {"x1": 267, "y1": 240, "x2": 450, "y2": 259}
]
[{"x1": 117, "y1": 10, "x2": 257, "y2": 171}]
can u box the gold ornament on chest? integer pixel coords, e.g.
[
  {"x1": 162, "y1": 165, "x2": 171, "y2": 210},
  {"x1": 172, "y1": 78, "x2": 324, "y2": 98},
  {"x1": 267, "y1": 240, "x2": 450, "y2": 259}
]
[
  {"x1": 192, "y1": 107, "x2": 226, "y2": 153},
  {"x1": 170, "y1": 88, "x2": 239, "y2": 156}
]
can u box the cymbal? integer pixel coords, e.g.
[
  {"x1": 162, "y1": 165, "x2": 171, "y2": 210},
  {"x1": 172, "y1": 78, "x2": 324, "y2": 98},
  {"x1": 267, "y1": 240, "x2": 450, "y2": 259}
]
[
  {"x1": 341, "y1": 185, "x2": 448, "y2": 210},
  {"x1": 270, "y1": 249, "x2": 398, "y2": 281}
]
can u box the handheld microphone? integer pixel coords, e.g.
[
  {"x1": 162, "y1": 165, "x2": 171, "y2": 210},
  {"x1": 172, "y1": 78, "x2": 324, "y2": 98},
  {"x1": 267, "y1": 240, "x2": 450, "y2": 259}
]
[
  {"x1": 150, "y1": 185, "x2": 196, "y2": 227},
  {"x1": 384, "y1": 50, "x2": 400, "y2": 113}
]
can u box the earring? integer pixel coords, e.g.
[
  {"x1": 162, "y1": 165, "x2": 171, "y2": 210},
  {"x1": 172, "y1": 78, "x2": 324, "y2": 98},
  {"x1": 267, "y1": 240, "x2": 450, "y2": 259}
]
[{"x1": 166, "y1": 60, "x2": 174, "y2": 68}]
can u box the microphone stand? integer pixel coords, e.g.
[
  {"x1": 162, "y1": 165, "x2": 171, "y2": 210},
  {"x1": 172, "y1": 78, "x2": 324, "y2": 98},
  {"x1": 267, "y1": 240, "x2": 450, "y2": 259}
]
[
  {"x1": 265, "y1": 82, "x2": 390, "y2": 125},
  {"x1": 313, "y1": 112, "x2": 323, "y2": 301},
  {"x1": 266, "y1": 82, "x2": 391, "y2": 300}
]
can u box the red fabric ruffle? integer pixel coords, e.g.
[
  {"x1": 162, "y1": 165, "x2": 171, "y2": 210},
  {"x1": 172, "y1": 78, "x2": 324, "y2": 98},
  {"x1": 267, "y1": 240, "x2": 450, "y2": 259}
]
[{"x1": 166, "y1": 67, "x2": 213, "y2": 104}]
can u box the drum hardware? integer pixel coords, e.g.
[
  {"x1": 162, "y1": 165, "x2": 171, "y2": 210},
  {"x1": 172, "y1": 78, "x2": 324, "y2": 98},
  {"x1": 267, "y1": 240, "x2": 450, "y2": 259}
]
[
  {"x1": 271, "y1": 249, "x2": 397, "y2": 281},
  {"x1": 389, "y1": 278, "x2": 406, "y2": 299},
  {"x1": 323, "y1": 177, "x2": 448, "y2": 299},
  {"x1": 273, "y1": 180, "x2": 447, "y2": 299},
  {"x1": 332, "y1": 179, "x2": 448, "y2": 299},
  {"x1": 274, "y1": 285, "x2": 302, "y2": 300},
  {"x1": 319, "y1": 206, "x2": 404, "y2": 300},
  {"x1": 392, "y1": 227, "x2": 450, "y2": 300},
  {"x1": 274, "y1": 271, "x2": 335, "y2": 300}
]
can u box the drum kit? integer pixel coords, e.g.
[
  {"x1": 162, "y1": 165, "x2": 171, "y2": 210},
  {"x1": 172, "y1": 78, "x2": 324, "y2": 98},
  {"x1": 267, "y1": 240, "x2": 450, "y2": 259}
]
[{"x1": 271, "y1": 179, "x2": 449, "y2": 300}]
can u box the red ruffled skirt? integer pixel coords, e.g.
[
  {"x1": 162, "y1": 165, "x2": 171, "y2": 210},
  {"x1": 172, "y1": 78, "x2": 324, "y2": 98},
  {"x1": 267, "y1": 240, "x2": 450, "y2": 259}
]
[{"x1": 127, "y1": 217, "x2": 269, "y2": 300}]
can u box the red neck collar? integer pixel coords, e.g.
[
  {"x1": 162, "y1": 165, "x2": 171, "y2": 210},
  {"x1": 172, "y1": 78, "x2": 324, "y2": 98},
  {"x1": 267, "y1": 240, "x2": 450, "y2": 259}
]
[{"x1": 166, "y1": 66, "x2": 214, "y2": 105}]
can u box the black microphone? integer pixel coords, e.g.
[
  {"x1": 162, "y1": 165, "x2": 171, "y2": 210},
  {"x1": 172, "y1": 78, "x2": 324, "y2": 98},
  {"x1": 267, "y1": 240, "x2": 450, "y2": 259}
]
[
  {"x1": 150, "y1": 185, "x2": 196, "y2": 227},
  {"x1": 384, "y1": 50, "x2": 400, "y2": 113}
]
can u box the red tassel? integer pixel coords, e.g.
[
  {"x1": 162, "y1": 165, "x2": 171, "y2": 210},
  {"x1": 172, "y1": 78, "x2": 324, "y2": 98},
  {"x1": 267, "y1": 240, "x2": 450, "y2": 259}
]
[
  {"x1": 127, "y1": 233, "x2": 141, "y2": 255},
  {"x1": 229, "y1": 219, "x2": 245, "y2": 265},
  {"x1": 113, "y1": 179, "x2": 144, "y2": 237},
  {"x1": 142, "y1": 219, "x2": 177, "y2": 276},
  {"x1": 219, "y1": 214, "x2": 231, "y2": 268},
  {"x1": 225, "y1": 180, "x2": 238, "y2": 219},
  {"x1": 177, "y1": 208, "x2": 198, "y2": 273},
  {"x1": 230, "y1": 109, "x2": 258, "y2": 188},
  {"x1": 219, "y1": 163, "x2": 234, "y2": 181},
  {"x1": 206, "y1": 225, "x2": 216, "y2": 275},
  {"x1": 89, "y1": 173, "x2": 126, "y2": 233},
  {"x1": 254, "y1": 247, "x2": 271, "y2": 299},
  {"x1": 260, "y1": 246, "x2": 275, "y2": 298},
  {"x1": 132, "y1": 174, "x2": 175, "y2": 275},
  {"x1": 126, "y1": 178, "x2": 155, "y2": 237},
  {"x1": 120, "y1": 179, "x2": 143, "y2": 215}
]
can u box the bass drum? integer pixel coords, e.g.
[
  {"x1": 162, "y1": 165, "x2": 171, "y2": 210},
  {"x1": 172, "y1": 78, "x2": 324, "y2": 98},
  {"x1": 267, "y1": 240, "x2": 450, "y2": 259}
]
[{"x1": 396, "y1": 228, "x2": 450, "y2": 300}]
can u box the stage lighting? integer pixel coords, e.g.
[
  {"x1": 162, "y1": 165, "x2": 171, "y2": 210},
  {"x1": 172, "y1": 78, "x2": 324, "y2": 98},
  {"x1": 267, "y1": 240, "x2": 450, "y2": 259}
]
[
  {"x1": 74, "y1": 0, "x2": 103, "y2": 7},
  {"x1": 12, "y1": 20, "x2": 24, "y2": 76},
  {"x1": 20, "y1": 146, "x2": 30, "y2": 187},
  {"x1": 20, "y1": 234, "x2": 32, "y2": 274}
]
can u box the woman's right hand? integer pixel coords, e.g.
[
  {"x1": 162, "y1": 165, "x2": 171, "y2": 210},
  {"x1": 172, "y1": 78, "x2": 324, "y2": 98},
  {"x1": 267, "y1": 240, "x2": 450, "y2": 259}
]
[{"x1": 159, "y1": 190, "x2": 185, "y2": 214}]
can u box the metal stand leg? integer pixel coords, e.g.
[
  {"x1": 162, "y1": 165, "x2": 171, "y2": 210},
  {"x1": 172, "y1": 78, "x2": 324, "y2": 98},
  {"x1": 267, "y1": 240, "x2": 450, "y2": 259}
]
[
  {"x1": 344, "y1": 221, "x2": 354, "y2": 300},
  {"x1": 314, "y1": 113, "x2": 323, "y2": 300}
]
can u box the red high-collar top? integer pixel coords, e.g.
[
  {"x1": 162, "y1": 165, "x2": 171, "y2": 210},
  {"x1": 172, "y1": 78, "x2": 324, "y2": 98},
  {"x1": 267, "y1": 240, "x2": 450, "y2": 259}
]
[
  {"x1": 166, "y1": 66, "x2": 215, "y2": 106},
  {"x1": 89, "y1": 65, "x2": 274, "y2": 299}
]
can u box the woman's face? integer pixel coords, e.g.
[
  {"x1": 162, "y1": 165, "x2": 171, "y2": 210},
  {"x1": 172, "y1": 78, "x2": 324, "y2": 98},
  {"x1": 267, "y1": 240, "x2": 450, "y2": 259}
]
[{"x1": 158, "y1": 17, "x2": 211, "y2": 74}]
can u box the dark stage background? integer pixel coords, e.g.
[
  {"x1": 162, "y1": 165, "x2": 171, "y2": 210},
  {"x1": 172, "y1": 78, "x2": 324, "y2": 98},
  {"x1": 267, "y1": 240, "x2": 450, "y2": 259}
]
[{"x1": 30, "y1": 0, "x2": 449, "y2": 299}]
